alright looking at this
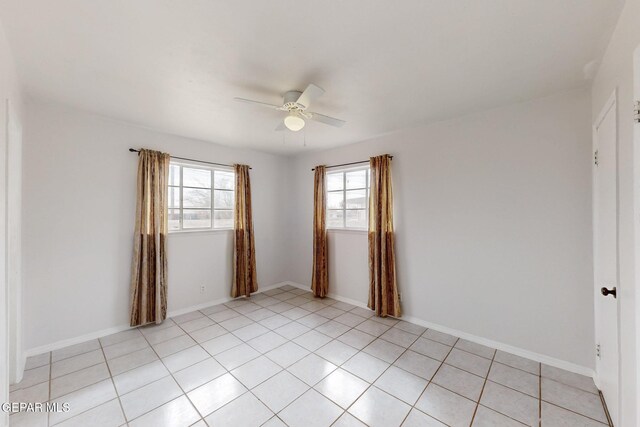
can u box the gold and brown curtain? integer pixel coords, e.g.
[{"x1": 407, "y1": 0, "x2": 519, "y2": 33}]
[
  {"x1": 368, "y1": 154, "x2": 401, "y2": 317},
  {"x1": 311, "y1": 165, "x2": 329, "y2": 297},
  {"x1": 130, "y1": 149, "x2": 170, "y2": 326},
  {"x1": 232, "y1": 164, "x2": 258, "y2": 298}
]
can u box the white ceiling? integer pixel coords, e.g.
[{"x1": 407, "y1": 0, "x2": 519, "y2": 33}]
[{"x1": 0, "y1": 0, "x2": 623, "y2": 154}]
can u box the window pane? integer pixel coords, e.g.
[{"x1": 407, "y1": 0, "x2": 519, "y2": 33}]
[
  {"x1": 168, "y1": 209, "x2": 180, "y2": 231},
  {"x1": 168, "y1": 186, "x2": 180, "y2": 208},
  {"x1": 346, "y1": 209, "x2": 367, "y2": 228},
  {"x1": 327, "y1": 210, "x2": 344, "y2": 228},
  {"x1": 183, "y1": 209, "x2": 211, "y2": 228},
  {"x1": 346, "y1": 170, "x2": 367, "y2": 189},
  {"x1": 214, "y1": 210, "x2": 233, "y2": 229},
  {"x1": 327, "y1": 172, "x2": 343, "y2": 191},
  {"x1": 183, "y1": 167, "x2": 211, "y2": 188},
  {"x1": 327, "y1": 191, "x2": 344, "y2": 209},
  {"x1": 169, "y1": 165, "x2": 181, "y2": 186},
  {"x1": 214, "y1": 189, "x2": 234, "y2": 209},
  {"x1": 183, "y1": 188, "x2": 211, "y2": 208},
  {"x1": 214, "y1": 171, "x2": 234, "y2": 190},
  {"x1": 346, "y1": 189, "x2": 367, "y2": 209}
]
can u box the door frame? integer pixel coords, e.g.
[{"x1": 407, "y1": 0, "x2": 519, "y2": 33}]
[
  {"x1": 592, "y1": 88, "x2": 620, "y2": 421},
  {"x1": 6, "y1": 99, "x2": 22, "y2": 385},
  {"x1": 634, "y1": 44, "x2": 640, "y2": 426}
]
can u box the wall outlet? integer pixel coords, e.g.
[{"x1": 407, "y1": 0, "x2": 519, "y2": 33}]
[
  {"x1": 200, "y1": 285, "x2": 205, "y2": 293},
  {"x1": 398, "y1": 293, "x2": 402, "y2": 302}
]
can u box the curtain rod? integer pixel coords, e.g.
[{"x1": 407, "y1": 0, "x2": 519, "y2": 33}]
[
  {"x1": 129, "y1": 148, "x2": 251, "y2": 169},
  {"x1": 311, "y1": 156, "x2": 393, "y2": 171}
]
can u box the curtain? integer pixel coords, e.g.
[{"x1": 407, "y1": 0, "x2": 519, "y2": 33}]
[
  {"x1": 232, "y1": 164, "x2": 258, "y2": 298},
  {"x1": 368, "y1": 154, "x2": 401, "y2": 317},
  {"x1": 130, "y1": 149, "x2": 170, "y2": 326},
  {"x1": 311, "y1": 165, "x2": 329, "y2": 297}
]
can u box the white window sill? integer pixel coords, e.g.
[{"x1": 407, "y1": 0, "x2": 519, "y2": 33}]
[
  {"x1": 168, "y1": 228, "x2": 234, "y2": 236},
  {"x1": 327, "y1": 228, "x2": 368, "y2": 235}
]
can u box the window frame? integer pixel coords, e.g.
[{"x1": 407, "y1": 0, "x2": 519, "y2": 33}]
[
  {"x1": 325, "y1": 165, "x2": 371, "y2": 231},
  {"x1": 168, "y1": 160, "x2": 235, "y2": 233}
]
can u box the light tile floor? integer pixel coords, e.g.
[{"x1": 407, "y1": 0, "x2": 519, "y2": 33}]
[{"x1": 10, "y1": 285, "x2": 610, "y2": 427}]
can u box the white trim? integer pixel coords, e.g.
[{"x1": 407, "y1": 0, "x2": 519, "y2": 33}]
[
  {"x1": 24, "y1": 281, "x2": 290, "y2": 357},
  {"x1": 169, "y1": 158, "x2": 234, "y2": 172},
  {"x1": 591, "y1": 88, "x2": 621, "y2": 411},
  {"x1": 168, "y1": 228, "x2": 233, "y2": 236},
  {"x1": 399, "y1": 314, "x2": 595, "y2": 378},
  {"x1": 327, "y1": 228, "x2": 367, "y2": 235},
  {"x1": 25, "y1": 324, "x2": 131, "y2": 358},
  {"x1": 594, "y1": 89, "x2": 617, "y2": 131},
  {"x1": 283, "y1": 281, "x2": 595, "y2": 379}
]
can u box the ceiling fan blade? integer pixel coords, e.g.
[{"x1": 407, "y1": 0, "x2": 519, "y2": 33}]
[
  {"x1": 234, "y1": 97, "x2": 283, "y2": 110},
  {"x1": 275, "y1": 122, "x2": 286, "y2": 131},
  {"x1": 296, "y1": 84, "x2": 325, "y2": 109},
  {"x1": 307, "y1": 112, "x2": 346, "y2": 128}
]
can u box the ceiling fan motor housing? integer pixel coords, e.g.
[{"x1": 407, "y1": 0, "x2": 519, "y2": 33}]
[{"x1": 283, "y1": 90, "x2": 305, "y2": 110}]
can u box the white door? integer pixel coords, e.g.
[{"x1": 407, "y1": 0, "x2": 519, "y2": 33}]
[{"x1": 593, "y1": 92, "x2": 619, "y2": 425}]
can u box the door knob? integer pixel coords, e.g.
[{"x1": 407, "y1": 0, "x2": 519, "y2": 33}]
[{"x1": 601, "y1": 287, "x2": 617, "y2": 298}]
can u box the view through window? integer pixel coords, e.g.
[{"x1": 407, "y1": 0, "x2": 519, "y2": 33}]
[
  {"x1": 168, "y1": 162, "x2": 235, "y2": 231},
  {"x1": 326, "y1": 167, "x2": 370, "y2": 229}
]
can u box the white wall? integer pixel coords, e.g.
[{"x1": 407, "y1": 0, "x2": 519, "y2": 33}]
[
  {"x1": 23, "y1": 100, "x2": 289, "y2": 352},
  {"x1": 591, "y1": 0, "x2": 640, "y2": 425},
  {"x1": 0, "y1": 16, "x2": 23, "y2": 427},
  {"x1": 288, "y1": 88, "x2": 595, "y2": 369}
]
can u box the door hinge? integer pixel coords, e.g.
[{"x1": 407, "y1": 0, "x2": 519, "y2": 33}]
[
  {"x1": 594, "y1": 150, "x2": 599, "y2": 166},
  {"x1": 596, "y1": 343, "x2": 601, "y2": 359},
  {"x1": 635, "y1": 101, "x2": 640, "y2": 123}
]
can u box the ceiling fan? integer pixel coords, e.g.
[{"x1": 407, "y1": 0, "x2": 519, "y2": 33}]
[{"x1": 234, "y1": 84, "x2": 346, "y2": 132}]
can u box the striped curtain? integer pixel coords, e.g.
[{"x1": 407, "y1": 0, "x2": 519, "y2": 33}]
[
  {"x1": 311, "y1": 165, "x2": 329, "y2": 297},
  {"x1": 232, "y1": 164, "x2": 258, "y2": 297},
  {"x1": 368, "y1": 154, "x2": 401, "y2": 317},
  {"x1": 129, "y1": 149, "x2": 170, "y2": 326}
]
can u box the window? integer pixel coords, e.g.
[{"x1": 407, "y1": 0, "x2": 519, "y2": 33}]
[
  {"x1": 326, "y1": 167, "x2": 370, "y2": 229},
  {"x1": 168, "y1": 162, "x2": 235, "y2": 231}
]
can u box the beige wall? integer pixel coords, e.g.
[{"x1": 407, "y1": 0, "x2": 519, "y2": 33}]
[
  {"x1": 22, "y1": 100, "x2": 290, "y2": 352},
  {"x1": 288, "y1": 88, "x2": 595, "y2": 371}
]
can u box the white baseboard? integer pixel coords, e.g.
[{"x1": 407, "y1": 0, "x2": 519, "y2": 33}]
[
  {"x1": 27, "y1": 279, "x2": 595, "y2": 380},
  {"x1": 25, "y1": 323, "x2": 132, "y2": 358},
  {"x1": 284, "y1": 281, "x2": 594, "y2": 379},
  {"x1": 24, "y1": 281, "x2": 291, "y2": 358}
]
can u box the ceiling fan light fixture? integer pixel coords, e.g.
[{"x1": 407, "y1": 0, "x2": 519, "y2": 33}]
[{"x1": 284, "y1": 113, "x2": 305, "y2": 132}]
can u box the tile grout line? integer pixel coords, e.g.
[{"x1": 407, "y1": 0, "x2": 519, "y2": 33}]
[
  {"x1": 332, "y1": 327, "x2": 446, "y2": 426},
  {"x1": 542, "y1": 401, "x2": 610, "y2": 425},
  {"x1": 113, "y1": 304, "x2": 463, "y2": 425},
  {"x1": 130, "y1": 321, "x2": 209, "y2": 425},
  {"x1": 174, "y1": 297, "x2": 325, "y2": 423},
  {"x1": 539, "y1": 361, "x2": 542, "y2": 427},
  {"x1": 47, "y1": 343, "x2": 127, "y2": 426},
  {"x1": 188, "y1": 293, "x2": 334, "y2": 424},
  {"x1": 45, "y1": 318, "x2": 213, "y2": 425},
  {"x1": 13, "y1": 315, "x2": 477, "y2": 398},
  {"x1": 164, "y1": 298, "x2": 420, "y2": 422},
  {"x1": 47, "y1": 351, "x2": 52, "y2": 427},
  {"x1": 468, "y1": 347, "x2": 496, "y2": 426},
  {"x1": 225, "y1": 296, "x2": 345, "y2": 424},
  {"x1": 401, "y1": 336, "x2": 461, "y2": 427},
  {"x1": 210, "y1": 296, "x2": 379, "y2": 425},
  {"x1": 98, "y1": 337, "x2": 129, "y2": 427},
  {"x1": 21, "y1": 287, "x2": 608, "y2": 427},
  {"x1": 20, "y1": 309, "x2": 480, "y2": 424}
]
